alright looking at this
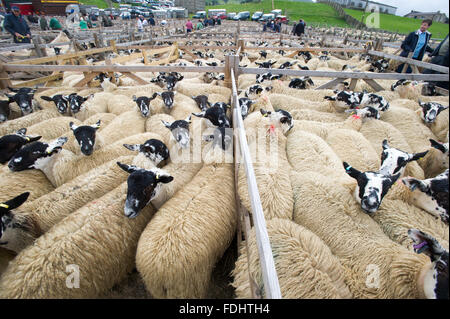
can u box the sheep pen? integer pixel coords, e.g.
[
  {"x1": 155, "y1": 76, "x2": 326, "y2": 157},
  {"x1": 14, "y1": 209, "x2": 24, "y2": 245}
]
[{"x1": 0, "y1": 22, "x2": 448, "y2": 300}]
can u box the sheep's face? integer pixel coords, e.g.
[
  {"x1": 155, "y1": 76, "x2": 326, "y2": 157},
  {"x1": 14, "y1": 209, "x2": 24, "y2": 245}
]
[
  {"x1": 0, "y1": 128, "x2": 42, "y2": 164},
  {"x1": 364, "y1": 93, "x2": 389, "y2": 112},
  {"x1": 117, "y1": 163, "x2": 173, "y2": 218},
  {"x1": 193, "y1": 106, "x2": 230, "y2": 128},
  {"x1": 192, "y1": 95, "x2": 210, "y2": 111},
  {"x1": 421, "y1": 83, "x2": 437, "y2": 96},
  {"x1": 238, "y1": 98, "x2": 255, "y2": 119},
  {"x1": 255, "y1": 60, "x2": 276, "y2": 69},
  {"x1": 6, "y1": 88, "x2": 36, "y2": 115},
  {"x1": 418, "y1": 101, "x2": 448, "y2": 124},
  {"x1": 40, "y1": 94, "x2": 69, "y2": 114},
  {"x1": 245, "y1": 84, "x2": 264, "y2": 98},
  {"x1": 163, "y1": 72, "x2": 183, "y2": 91},
  {"x1": 162, "y1": 116, "x2": 191, "y2": 149},
  {"x1": 157, "y1": 91, "x2": 176, "y2": 110},
  {"x1": 260, "y1": 109, "x2": 293, "y2": 135},
  {"x1": 346, "y1": 106, "x2": 380, "y2": 120},
  {"x1": 123, "y1": 139, "x2": 169, "y2": 166},
  {"x1": 70, "y1": 121, "x2": 100, "y2": 156},
  {"x1": 203, "y1": 126, "x2": 233, "y2": 151},
  {"x1": 429, "y1": 139, "x2": 449, "y2": 167},
  {"x1": 133, "y1": 95, "x2": 156, "y2": 118},
  {"x1": 343, "y1": 162, "x2": 399, "y2": 214},
  {"x1": 0, "y1": 192, "x2": 30, "y2": 251},
  {"x1": 379, "y1": 140, "x2": 428, "y2": 176},
  {"x1": 402, "y1": 170, "x2": 449, "y2": 224},
  {"x1": 288, "y1": 77, "x2": 314, "y2": 89},
  {"x1": 408, "y1": 229, "x2": 449, "y2": 299},
  {"x1": 67, "y1": 93, "x2": 92, "y2": 114},
  {"x1": 8, "y1": 137, "x2": 67, "y2": 172}
]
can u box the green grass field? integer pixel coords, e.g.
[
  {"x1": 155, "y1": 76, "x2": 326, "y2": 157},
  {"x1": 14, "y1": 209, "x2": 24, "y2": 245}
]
[
  {"x1": 204, "y1": 1, "x2": 350, "y2": 27},
  {"x1": 344, "y1": 8, "x2": 449, "y2": 38},
  {"x1": 79, "y1": 0, "x2": 119, "y2": 9}
]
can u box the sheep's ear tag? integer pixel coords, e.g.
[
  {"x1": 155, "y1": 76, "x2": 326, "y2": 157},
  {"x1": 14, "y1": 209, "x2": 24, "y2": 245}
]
[
  {"x1": 413, "y1": 241, "x2": 429, "y2": 254},
  {"x1": 352, "y1": 114, "x2": 361, "y2": 120},
  {"x1": 268, "y1": 124, "x2": 276, "y2": 134},
  {"x1": 0, "y1": 203, "x2": 9, "y2": 209},
  {"x1": 25, "y1": 137, "x2": 30, "y2": 141},
  {"x1": 345, "y1": 165, "x2": 352, "y2": 171},
  {"x1": 156, "y1": 173, "x2": 160, "y2": 181}
]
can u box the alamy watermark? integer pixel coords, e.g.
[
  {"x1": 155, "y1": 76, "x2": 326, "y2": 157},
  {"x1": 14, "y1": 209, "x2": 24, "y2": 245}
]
[
  {"x1": 363, "y1": 4, "x2": 381, "y2": 29},
  {"x1": 66, "y1": 264, "x2": 80, "y2": 289}
]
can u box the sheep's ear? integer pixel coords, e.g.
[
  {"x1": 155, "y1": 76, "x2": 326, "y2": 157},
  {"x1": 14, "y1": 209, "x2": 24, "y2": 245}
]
[
  {"x1": 410, "y1": 150, "x2": 428, "y2": 161},
  {"x1": 154, "y1": 170, "x2": 174, "y2": 184},
  {"x1": 418, "y1": 100, "x2": 425, "y2": 107},
  {"x1": 84, "y1": 94, "x2": 94, "y2": 101},
  {"x1": 0, "y1": 192, "x2": 30, "y2": 212},
  {"x1": 440, "y1": 105, "x2": 449, "y2": 112},
  {"x1": 69, "y1": 122, "x2": 78, "y2": 131},
  {"x1": 402, "y1": 177, "x2": 428, "y2": 192},
  {"x1": 116, "y1": 162, "x2": 139, "y2": 174},
  {"x1": 40, "y1": 95, "x2": 53, "y2": 101},
  {"x1": 91, "y1": 120, "x2": 101, "y2": 130},
  {"x1": 184, "y1": 115, "x2": 191, "y2": 123},
  {"x1": 343, "y1": 162, "x2": 361, "y2": 179},
  {"x1": 123, "y1": 144, "x2": 140, "y2": 152},
  {"x1": 151, "y1": 92, "x2": 158, "y2": 99},
  {"x1": 408, "y1": 229, "x2": 445, "y2": 261},
  {"x1": 16, "y1": 128, "x2": 27, "y2": 135},
  {"x1": 382, "y1": 139, "x2": 389, "y2": 150},
  {"x1": 132, "y1": 95, "x2": 137, "y2": 102},
  {"x1": 192, "y1": 111, "x2": 205, "y2": 118},
  {"x1": 429, "y1": 139, "x2": 446, "y2": 153},
  {"x1": 260, "y1": 109, "x2": 269, "y2": 117},
  {"x1": 161, "y1": 120, "x2": 172, "y2": 129}
]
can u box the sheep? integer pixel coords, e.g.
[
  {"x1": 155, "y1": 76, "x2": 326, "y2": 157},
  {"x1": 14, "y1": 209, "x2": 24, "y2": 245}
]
[
  {"x1": 135, "y1": 132, "x2": 236, "y2": 298},
  {"x1": 268, "y1": 93, "x2": 336, "y2": 114},
  {"x1": 291, "y1": 170, "x2": 445, "y2": 299},
  {"x1": 232, "y1": 218, "x2": 352, "y2": 298},
  {"x1": 421, "y1": 139, "x2": 449, "y2": 178},
  {"x1": 390, "y1": 80, "x2": 434, "y2": 100},
  {"x1": 0, "y1": 155, "x2": 134, "y2": 254},
  {"x1": 0, "y1": 99, "x2": 11, "y2": 123},
  {"x1": 176, "y1": 82, "x2": 231, "y2": 103},
  {"x1": 0, "y1": 128, "x2": 42, "y2": 164},
  {"x1": 4, "y1": 88, "x2": 41, "y2": 117},
  {"x1": 27, "y1": 117, "x2": 83, "y2": 141},
  {"x1": 0, "y1": 169, "x2": 172, "y2": 298},
  {"x1": 0, "y1": 108, "x2": 61, "y2": 137},
  {"x1": 416, "y1": 101, "x2": 449, "y2": 141},
  {"x1": 7, "y1": 132, "x2": 161, "y2": 188},
  {"x1": 401, "y1": 169, "x2": 449, "y2": 224},
  {"x1": 238, "y1": 103, "x2": 294, "y2": 221}
]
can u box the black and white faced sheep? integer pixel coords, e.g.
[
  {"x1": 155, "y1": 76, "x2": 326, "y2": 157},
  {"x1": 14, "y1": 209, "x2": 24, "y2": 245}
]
[
  {"x1": 133, "y1": 94, "x2": 157, "y2": 118},
  {"x1": 244, "y1": 84, "x2": 272, "y2": 98},
  {"x1": 192, "y1": 105, "x2": 231, "y2": 128},
  {"x1": 123, "y1": 138, "x2": 170, "y2": 167},
  {"x1": 255, "y1": 60, "x2": 277, "y2": 69},
  {"x1": 256, "y1": 72, "x2": 283, "y2": 84},
  {"x1": 0, "y1": 192, "x2": 30, "y2": 240},
  {"x1": 66, "y1": 93, "x2": 92, "y2": 114},
  {"x1": 5, "y1": 87, "x2": 40, "y2": 116},
  {"x1": 278, "y1": 61, "x2": 298, "y2": 70},
  {"x1": 260, "y1": 109, "x2": 294, "y2": 134},
  {"x1": 345, "y1": 106, "x2": 380, "y2": 120},
  {"x1": 192, "y1": 95, "x2": 211, "y2": 111},
  {"x1": 408, "y1": 229, "x2": 449, "y2": 299},
  {"x1": 288, "y1": 77, "x2": 314, "y2": 89},
  {"x1": 379, "y1": 140, "x2": 429, "y2": 177},
  {"x1": 0, "y1": 100, "x2": 11, "y2": 123},
  {"x1": 403, "y1": 170, "x2": 449, "y2": 224},
  {"x1": 325, "y1": 90, "x2": 389, "y2": 112},
  {"x1": 69, "y1": 120, "x2": 101, "y2": 156},
  {"x1": 343, "y1": 162, "x2": 400, "y2": 214},
  {"x1": 162, "y1": 72, "x2": 184, "y2": 91},
  {"x1": 40, "y1": 94, "x2": 69, "y2": 114},
  {"x1": 162, "y1": 116, "x2": 192, "y2": 150},
  {"x1": 155, "y1": 91, "x2": 176, "y2": 111},
  {"x1": 259, "y1": 51, "x2": 267, "y2": 59},
  {"x1": 369, "y1": 59, "x2": 389, "y2": 73},
  {"x1": 117, "y1": 163, "x2": 173, "y2": 219},
  {"x1": 417, "y1": 101, "x2": 449, "y2": 124},
  {"x1": 238, "y1": 98, "x2": 255, "y2": 120},
  {"x1": 0, "y1": 128, "x2": 42, "y2": 164}
]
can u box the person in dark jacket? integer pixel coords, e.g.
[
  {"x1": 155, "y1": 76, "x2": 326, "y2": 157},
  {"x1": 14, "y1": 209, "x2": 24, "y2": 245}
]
[
  {"x1": 3, "y1": 6, "x2": 31, "y2": 44},
  {"x1": 422, "y1": 34, "x2": 449, "y2": 90},
  {"x1": 293, "y1": 19, "x2": 305, "y2": 36},
  {"x1": 396, "y1": 19, "x2": 434, "y2": 73},
  {"x1": 39, "y1": 12, "x2": 49, "y2": 31},
  {"x1": 148, "y1": 16, "x2": 155, "y2": 26}
]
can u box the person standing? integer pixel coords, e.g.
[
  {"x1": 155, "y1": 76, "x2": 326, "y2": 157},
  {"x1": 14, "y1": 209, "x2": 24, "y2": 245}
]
[
  {"x1": 39, "y1": 12, "x2": 49, "y2": 31},
  {"x1": 422, "y1": 34, "x2": 449, "y2": 89},
  {"x1": 148, "y1": 15, "x2": 155, "y2": 26},
  {"x1": 294, "y1": 19, "x2": 305, "y2": 36},
  {"x1": 196, "y1": 19, "x2": 203, "y2": 30},
  {"x1": 3, "y1": 6, "x2": 31, "y2": 43},
  {"x1": 185, "y1": 19, "x2": 193, "y2": 33},
  {"x1": 136, "y1": 16, "x2": 144, "y2": 32},
  {"x1": 396, "y1": 19, "x2": 434, "y2": 73}
]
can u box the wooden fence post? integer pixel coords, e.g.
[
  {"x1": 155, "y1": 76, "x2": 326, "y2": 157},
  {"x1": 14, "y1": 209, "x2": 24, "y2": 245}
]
[
  {"x1": 0, "y1": 62, "x2": 12, "y2": 89},
  {"x1": 401, "y1": 52, "x2": 414, "y2": 73}
]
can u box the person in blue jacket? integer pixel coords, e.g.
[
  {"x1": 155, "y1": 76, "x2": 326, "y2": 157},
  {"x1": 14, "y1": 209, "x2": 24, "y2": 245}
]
[
  {"x1": 3, "y1": 6, "x2": 31, "y2": 44},
  {"x1": 396, "y1": 19, "x2": 434, "y2": 73}
]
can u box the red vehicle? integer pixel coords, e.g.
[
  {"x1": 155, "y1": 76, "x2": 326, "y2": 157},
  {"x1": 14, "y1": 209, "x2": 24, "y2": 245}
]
[
  {"x1": 278, "y1": 15, "x2": 289, "y2": 24},
  {"x1": 213, "y1": 12, "x2": 227, "y2": 20},
  {"x1": 8, "y1": 2, "x2": 34, "y2": 15}
]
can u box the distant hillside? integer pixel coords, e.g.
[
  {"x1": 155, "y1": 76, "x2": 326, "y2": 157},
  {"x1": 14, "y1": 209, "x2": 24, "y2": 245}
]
[
  {"x1": 344, "y1": 8, "x2": 449, "y2": 38},
  {"x1": 205, "y1": 0, "x2": 350, "y2": 27}
]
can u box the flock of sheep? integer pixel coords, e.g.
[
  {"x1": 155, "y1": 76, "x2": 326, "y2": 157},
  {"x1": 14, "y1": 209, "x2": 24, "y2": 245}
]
[{"x1": 0, "y1": 30, "x2": 448, "y2": 299}]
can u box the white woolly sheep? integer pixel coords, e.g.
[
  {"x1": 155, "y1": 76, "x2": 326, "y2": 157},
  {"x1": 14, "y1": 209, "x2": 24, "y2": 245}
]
[
  {"x1": 291, "y1": 170, "x2": 444, "y2": 299},
  {"x1": 232, "y1": 218, "x2": 353, "y2": 298},
  {"x1": 421, "y1": 139, "x2": 449, "y2": 178}
]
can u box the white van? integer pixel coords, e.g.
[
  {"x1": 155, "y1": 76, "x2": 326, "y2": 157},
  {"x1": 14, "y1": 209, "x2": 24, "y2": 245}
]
[{"x1": 270, "y1": 9, "x2": 282, "y2": 17}]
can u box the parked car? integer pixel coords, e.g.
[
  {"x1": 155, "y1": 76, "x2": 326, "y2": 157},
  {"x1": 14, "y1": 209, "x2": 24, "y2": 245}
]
[
  {"x1": 251, "y1": 11, "x2": 263, "y2": 21},
  {"x1": 277, "y1": 15, "x2": 289, "y2": 24},
  {"x1": 215, "y1": 12, "x2": 227, "y2": 20},
  {"x1": 259, "y1": 13, "x2": 275, "y2": 22},
  {"x1": 227, "y1": 12, "x2": 236, "y2": 20},
  {"x1": 270, "y1": 9, "x2": 282, "y2": 17},
  {"x1": 233, "y1": 11, "x2": 250, "y2": 21},
  {"x1": 192, "y1": 11, "x2": 206, "y2": 19}
]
